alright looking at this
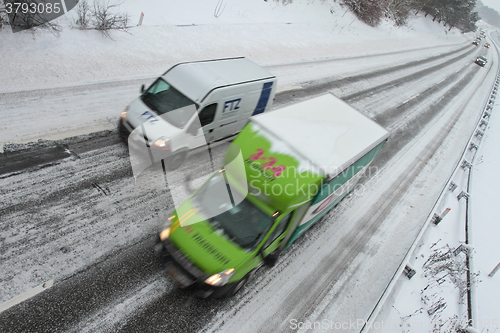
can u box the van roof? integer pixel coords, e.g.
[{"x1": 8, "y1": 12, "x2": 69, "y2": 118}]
[
  {"x1": 162, "y1": 57, "x2": 275, "y2": 104},
  {"x1": 252, "y1": 94, "x2": 389, "y2": 178}
]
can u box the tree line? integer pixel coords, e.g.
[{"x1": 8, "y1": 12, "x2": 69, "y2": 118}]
[
  {"x1": 475, "y1": 0, "x2": 500, "y2": 28},
  {"x1": 342, "y1": 0, "x2": 480, "y2": 32}
]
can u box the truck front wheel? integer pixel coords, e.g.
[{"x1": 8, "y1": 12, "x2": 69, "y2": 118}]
[{"x1": 227, "y1": 276, "x2": 249, "y2": 297}]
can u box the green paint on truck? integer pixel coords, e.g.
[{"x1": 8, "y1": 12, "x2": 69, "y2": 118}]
[{"x1": 154, "y1": 94, "x2": 390, "y2": 298}]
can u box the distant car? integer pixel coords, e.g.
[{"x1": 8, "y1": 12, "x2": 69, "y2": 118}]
[
  {"x1": 475, "y1": 56, "x2": 487, "y2": 67},
  {"x1": 485, "y1": 43, "x2": 490, "y2": 48},
  {"x1": 472, "y1": 40, "x2": 479, "y2": 46}
]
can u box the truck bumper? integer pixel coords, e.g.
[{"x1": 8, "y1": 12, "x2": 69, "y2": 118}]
[{"x1": 154, "y1": 237, "x2": 234, "y2": 298}]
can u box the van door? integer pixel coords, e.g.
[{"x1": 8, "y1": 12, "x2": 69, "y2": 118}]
[
  {"x1": 199, "y1": 103, "x2": 218, "y2": 142},
  {"x1": 187, "y1": 103, "x2": 218, "y2": 147},
  {"x1": 216, "y1": 96, "x2": 245, "y2": 139},
  {"x1": 252, "y1": 81, "x2": 274, "y2": 116}
]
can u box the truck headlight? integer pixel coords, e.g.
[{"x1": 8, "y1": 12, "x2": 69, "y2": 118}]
[
  {"x1": 153, "y1": 137, "x2": 171, "y2": 149},
  {"x1": 205, "y1": 268, "x2": 235, "y2": 287},
  {"x1": 159, "y1": 227, "x2": 171, "y2": 241},
  {"x1": 158, "y1": 215, "x2": 177, "y2": 241}
]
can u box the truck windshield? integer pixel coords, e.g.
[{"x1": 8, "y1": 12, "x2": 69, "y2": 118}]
[
  {"x1": 192, "y1": 173, "x2": 274, "y2": 250},
  {"x1": 141, "y1": 78, "x2": 196, "y2": 128}
]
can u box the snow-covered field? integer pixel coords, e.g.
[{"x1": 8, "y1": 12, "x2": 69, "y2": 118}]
[
  {"x1": 1, "y1": 0, "x2": 499, "y2": 332},
  {"x1": 1, "y1": 0, "x2": 469, "y2": 147}
]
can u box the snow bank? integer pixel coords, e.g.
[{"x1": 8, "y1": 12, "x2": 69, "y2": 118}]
[{"x1": 0, "y1": 0, "x2": 468, "y2": 92}]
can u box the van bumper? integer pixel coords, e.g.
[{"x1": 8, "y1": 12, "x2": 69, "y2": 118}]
[
  {"x1": 118, "y1": 118, "x2": 133, "y2": 139},
  {"x1": 120, "y1": 120, "x2": 175, "y2": 164}
]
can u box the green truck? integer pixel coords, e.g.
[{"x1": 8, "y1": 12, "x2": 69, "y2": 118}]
[{"x1": 154, "y1": 94, "x2": 389, "y2": 297}]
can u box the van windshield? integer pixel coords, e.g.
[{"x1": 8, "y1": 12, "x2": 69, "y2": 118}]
[
  {"x1": 192, "y1": 173, "x2": 274, "y2": 250},
  {"x1": 141, "y1": 78, "x2": 196, "y2": 128}
]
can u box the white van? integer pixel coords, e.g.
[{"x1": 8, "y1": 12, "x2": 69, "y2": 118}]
[{"x1": 119, "y1": 57, "x2": 277, "y2": 169}]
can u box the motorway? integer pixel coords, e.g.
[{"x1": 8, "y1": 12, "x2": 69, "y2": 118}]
[{"x1": 0, "y1": 35, "x2": 498, "y2": 332}]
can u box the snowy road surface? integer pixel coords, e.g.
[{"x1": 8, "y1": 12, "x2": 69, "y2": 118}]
[
  {"x1": 1, "y1": 35, "x2": 498, "y2": 332},
  {"x1": 1, "y1": 0, "x2": 499, "y2": 330}
]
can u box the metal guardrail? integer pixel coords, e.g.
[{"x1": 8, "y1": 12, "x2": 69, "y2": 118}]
[{"x1": 360, "y1": 34, "x2": 500, "y2": 332}]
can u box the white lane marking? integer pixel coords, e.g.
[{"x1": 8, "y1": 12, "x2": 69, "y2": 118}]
[{"x1": 0, "y1": 280, "x2": 54, "y2": 313}]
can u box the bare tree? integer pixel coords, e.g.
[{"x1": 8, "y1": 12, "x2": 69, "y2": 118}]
[
  {"x1": 73, "y1": 0, "x2": 129, "y2": 38},
  {"x1": 92, "y1": 0, "x2": 128, "y2": 37},
  {"x1": 74, "y1": 0, "x2": 92, "y2": 29},
  {"x1": 0, "y1": 0, "x2": 8, "y2": 29},
  {"x1": 342, "y1": 0, "x2": 384, "y2": 27}
]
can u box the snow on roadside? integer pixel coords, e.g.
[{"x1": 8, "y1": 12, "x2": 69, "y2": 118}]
[
  {"x1": 0, "y1": 0, "x2": 471, "y2": 150},
  {"x1": 0, "y1": 0, "x2": 482, "y2": 320},
  {"x1": 369, "y1": 32, "x2": 500, "y2": 333},
  {"x1": 1, "y1": 0, "x2": 468, "y2": 93},
  {"x1": 469, "y1": 77, "x2": 500, "y2": 331}
]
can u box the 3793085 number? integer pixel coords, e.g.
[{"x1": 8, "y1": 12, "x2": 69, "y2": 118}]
[{"x1": 5, "y1": 2, "x2": 61, "y2": 15}]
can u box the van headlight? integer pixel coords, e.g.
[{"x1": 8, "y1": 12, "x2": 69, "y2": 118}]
[
  {"x1": 205, "y1": 268, "x2": 235, "y2": 287},
  {"x1": 153, "y1": 137, "x2": 171, "y2": 149},
  {"x1": 121, "y1": 106, "x2": 129, "y2": 122}
]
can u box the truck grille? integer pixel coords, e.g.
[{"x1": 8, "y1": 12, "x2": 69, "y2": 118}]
[{"x1": 163, "y1": 239, "x2": 209, "y2": 281}]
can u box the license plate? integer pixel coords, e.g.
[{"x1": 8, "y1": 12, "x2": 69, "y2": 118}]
[{"x1": 165, "y1": 264, "x2": 193, "y2": 288}]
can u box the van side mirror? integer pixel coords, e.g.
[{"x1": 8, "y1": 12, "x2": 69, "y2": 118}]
[
  {"x1": 187, "y1": 123, "x2": 200, "y2": 136},
  {"x1": 140, "y1": 84, "x2": 145, "y2": 93}
]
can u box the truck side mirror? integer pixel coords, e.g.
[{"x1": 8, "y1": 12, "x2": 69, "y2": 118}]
[{"x1": 140, "y1": 84, "x2": 145, "y2": 93}]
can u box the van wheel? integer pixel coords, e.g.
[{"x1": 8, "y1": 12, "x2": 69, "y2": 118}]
[
  {"x1": 118, "y1": 120, "x2": 129, "y2": 141},
  {"x1": 166, "y1": 152, "x2": 187, "y2": 171}
]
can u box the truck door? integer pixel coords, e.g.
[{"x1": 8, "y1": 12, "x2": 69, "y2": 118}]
[{"x1": 261, "y1": 213, "x2": 292, "y2": 257}]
